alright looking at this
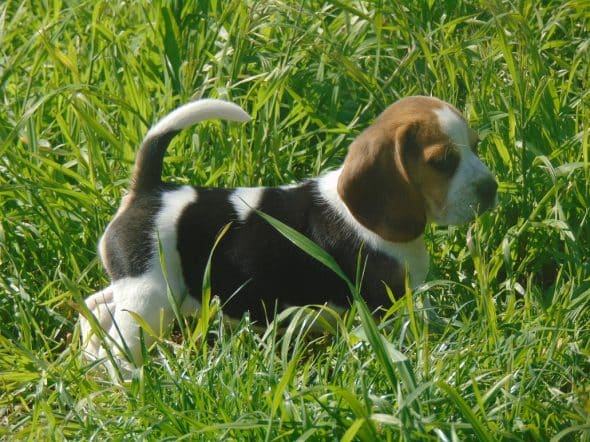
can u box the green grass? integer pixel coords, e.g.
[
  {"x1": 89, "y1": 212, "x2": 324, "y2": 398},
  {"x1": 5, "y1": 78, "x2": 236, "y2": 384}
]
[{"x1": 1, "y1": 0, "x2": 589, "y2": 439}]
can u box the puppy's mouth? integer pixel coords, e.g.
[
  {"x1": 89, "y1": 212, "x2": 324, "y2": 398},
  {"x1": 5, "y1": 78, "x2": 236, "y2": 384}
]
[
  {"x1": 425, "y1": 185, "x2": 498, "y2": 225},
  {"x1": 474, "y1": 178, "x2": 499, "y2": 214},
  {"x1": 475, "y1": 193, "x2": 499, "y2": 215},
  {"x1": 470, "y1": 195, "x2": 499, "y2": 219}
]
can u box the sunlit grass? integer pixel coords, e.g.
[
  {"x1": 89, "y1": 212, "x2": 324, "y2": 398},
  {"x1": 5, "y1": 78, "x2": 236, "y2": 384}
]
[{"x1": 1, "y1": 0, "x2": 588, "y2": 440}]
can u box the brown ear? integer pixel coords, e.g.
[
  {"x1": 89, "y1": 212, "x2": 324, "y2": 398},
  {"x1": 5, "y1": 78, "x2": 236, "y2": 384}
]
[{"x1": 337, "y1": 123, "x2": 426, "y2": 242}]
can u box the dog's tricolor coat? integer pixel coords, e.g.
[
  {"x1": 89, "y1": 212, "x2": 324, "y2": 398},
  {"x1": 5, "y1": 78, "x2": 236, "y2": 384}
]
[{"x1": 80, "y1": 97, "x2": 497, "y2": 366}]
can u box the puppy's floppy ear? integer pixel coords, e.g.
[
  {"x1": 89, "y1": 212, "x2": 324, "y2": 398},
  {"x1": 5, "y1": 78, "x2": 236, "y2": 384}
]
[{"x1": 337, "y1": 123, "x2": 426, "y2": 242}]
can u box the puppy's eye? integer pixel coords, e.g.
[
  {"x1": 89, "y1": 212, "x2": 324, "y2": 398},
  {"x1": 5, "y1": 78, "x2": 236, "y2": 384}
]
[{"x1": 429, "y1": 149, "x2": 459, "y2": 173}]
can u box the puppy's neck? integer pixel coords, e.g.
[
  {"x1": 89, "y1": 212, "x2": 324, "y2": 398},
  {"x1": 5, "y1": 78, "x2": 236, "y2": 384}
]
[{"x1": 316, "y1": 169, "x2": 429, "y2": 286}]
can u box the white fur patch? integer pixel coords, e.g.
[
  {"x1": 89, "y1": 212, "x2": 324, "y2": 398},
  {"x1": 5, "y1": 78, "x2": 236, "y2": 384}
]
[
  {"x1": 441, "y1": 149, "x2": 496, "y2": 224},
  {"x1": 230, "y1": 187, "x2": 265, "y2": 221},
  {"x1": 154, "y1": 186, "x2": 198, "y2": 295},
  {"x1": 434, "y1": 106, "x2": 496, "y2": 225},
  {"x1": 434, "y1": 105, "x2": 470, "y2": 148},
  {"x1": 317, "y1": 169, "x2": 429, "y2": 286}
]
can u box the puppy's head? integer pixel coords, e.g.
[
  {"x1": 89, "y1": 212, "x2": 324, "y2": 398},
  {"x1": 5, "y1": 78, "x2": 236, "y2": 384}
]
[{"x1": 338, "y1": 96, "x2": 497, "y2": 243}]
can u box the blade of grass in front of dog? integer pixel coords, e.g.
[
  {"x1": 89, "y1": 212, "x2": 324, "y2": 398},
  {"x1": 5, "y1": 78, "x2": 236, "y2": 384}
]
[
  {"x1": 265, "y1": 355, "x2": 298, "y2": 441},
  {"x1": 352, "y1": 247, "x2": 423, "y2": 426},
  {"x1": 328, "y1": 386, "x2": 378, "y2": 441},
  {"x1": 341, "y1": 418, "x2": 369, "y2": 442},
  {"x1": 353, "y1": 300, "x2": 424, "y2": 434},
  {"x1": 254, "y1": 209, "x2": 354, "y2": 292},
  {"x1": 155, "y1": 232, "x2": 184, "y2": 338},
  {"x1": 197, "y1": 223, "x2": 232, "y2": 349}
]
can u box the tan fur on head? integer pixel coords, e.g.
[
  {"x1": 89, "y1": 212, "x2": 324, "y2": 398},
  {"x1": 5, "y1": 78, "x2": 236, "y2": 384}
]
[
  {"x1": 337, "y1": 122, "x2": 426, "y2": 243},
  {"x1": 337, "y1": 96, "x2": 494, "y2": 243}
]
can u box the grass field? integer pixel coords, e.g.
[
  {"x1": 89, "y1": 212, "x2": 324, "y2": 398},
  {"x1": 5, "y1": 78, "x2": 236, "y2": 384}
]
[{"x1": 1, "y1": 0, "x2": 589, "y2": 440}]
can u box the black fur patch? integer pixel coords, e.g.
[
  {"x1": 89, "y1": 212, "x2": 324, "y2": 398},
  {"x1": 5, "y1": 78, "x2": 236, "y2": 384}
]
[
  {"x1": 101, "y1": 193, "x2": 162, "y2": 280},
  {"x1": 176, "y1": 181, "x2": 404, "y2": 321}
]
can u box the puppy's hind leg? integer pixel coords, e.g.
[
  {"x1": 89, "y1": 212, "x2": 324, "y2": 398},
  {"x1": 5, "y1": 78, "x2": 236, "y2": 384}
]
[
  {"x1": 80, "y1": 271, "x2": 197, "y2": 377},
  {"x1": 79, "y1": 279, "x2": 162, "y2": 378}
]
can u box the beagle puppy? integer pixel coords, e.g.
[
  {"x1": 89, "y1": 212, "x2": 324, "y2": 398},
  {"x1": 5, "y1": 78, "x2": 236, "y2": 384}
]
[{"x1": 80, "y1": 96, "x2": 497, "y2": 366}]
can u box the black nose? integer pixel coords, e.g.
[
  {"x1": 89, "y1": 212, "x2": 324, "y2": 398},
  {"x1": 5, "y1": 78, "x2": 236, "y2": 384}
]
[{"x1": 476, "y1": 178, "x2": 498, "y2": 208}]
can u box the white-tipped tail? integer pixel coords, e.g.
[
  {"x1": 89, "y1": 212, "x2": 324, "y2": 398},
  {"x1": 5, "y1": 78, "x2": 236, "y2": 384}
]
[
  {"x1": 146, "y1": 99, "x2": 251, "y2": 139},
  {"x1": 131, "y1": 99, "x2": 250, "y2": 193}
]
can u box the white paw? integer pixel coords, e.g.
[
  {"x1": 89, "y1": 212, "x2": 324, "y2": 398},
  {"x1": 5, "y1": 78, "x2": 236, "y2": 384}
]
[
  {"x1": 80, "y1": 286, "x2": 140, "y2": 380},
  {"x1": 79, "y1": 276, "x2": 201, "y2": 378},
  {"x1": 79, "y1": 286, "x2": 116, "y2": 361}
]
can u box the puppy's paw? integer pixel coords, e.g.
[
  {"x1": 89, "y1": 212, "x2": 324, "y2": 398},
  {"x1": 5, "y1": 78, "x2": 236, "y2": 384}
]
[{"x1": 79, "y1": 286, "x2": 115, "y2": 361}]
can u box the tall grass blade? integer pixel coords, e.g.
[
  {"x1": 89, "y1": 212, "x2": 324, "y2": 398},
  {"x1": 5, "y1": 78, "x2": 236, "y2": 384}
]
[{"x1": 437, "y1": 381, "x2": 494, "y2": 442}]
